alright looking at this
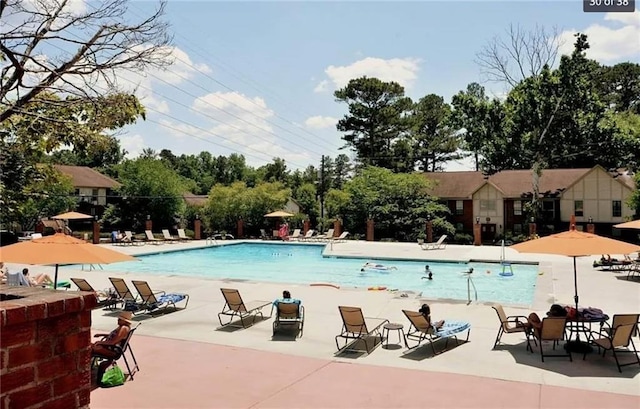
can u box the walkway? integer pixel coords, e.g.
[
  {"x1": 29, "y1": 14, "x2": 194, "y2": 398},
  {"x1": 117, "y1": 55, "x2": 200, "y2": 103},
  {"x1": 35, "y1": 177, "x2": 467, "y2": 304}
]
[{"x1": 91, "y1": 334, "x2": 639, "y2": 409}]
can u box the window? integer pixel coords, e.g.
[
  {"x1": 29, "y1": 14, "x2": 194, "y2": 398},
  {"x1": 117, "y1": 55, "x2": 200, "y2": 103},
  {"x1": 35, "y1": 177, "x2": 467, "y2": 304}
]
[
  {"x1": 514, "y1": 200, "x2": 522, "y2": 216},
  {"x1": 574, "y1": 200, "x2": 584, "y2": 217},
  {"x1": 455, "y1": 200, "x2": 464, "y2": 215},
  {"x1": 91, "y1": 188, "x2": 99, "y2": 203},
  {"x1": 513, "y1": 224, "x2": 522, "y2": 234},
  {"x1": 612, "y1": 200, "x2": 622, "y2": 217},
  {"x1": 480, "y1": 200, "x2": 496, "y2": 211},
  {"x1": 74, "y1": 189, "x2": 80, "y2": 196}
]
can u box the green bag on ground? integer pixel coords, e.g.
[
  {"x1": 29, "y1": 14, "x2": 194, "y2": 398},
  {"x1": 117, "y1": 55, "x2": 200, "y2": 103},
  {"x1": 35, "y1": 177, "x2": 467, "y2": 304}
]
[{"x1": 100, "y1": 363, "x2": 125, "y2": 387}]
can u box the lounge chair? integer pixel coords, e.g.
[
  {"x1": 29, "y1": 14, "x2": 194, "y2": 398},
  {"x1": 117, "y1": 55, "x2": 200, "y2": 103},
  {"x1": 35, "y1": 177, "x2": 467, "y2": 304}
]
[
  {"x1": 526, "y1": 313, "x2": 571, "y2": 362},
  {"x1": 211, "y1": 232, "x2": 234, "y2": 240},
  {"x1": 289, "y1": 229, "x2": 301, "y2": 241},
  {"x1": 123, "y1": 231, "x2": 143, "y2": 246},
  {"x1": 144, "y1": 230, "x2": 164, "y2": 245},
  {"x1": 161, "y1": 229, "x2": 179, "y2": 243},
  {"x1": 329, "y1": 231, "x2": 349, "y2": 243},
  {"x1": 109, "y1": 277, "x2": 139, "y2": 310},
  {"x1": 491, "y1": 304, "x2": 531, "y2": 348},
  {"x1": 71, "y1": 278, "x2": 118, "y2": 309},
  {"x1": 218, "y1": 288, "x2": 271, "y2": 328},
  {"x1": 314, "y1": 228, "x2": 334, "y2": 242},
  {"x1": 7, "y1": 272, "x2": 30, "y2": 286},
  {"x1": 297, "y1": 229, "x2": 315, "y2": 241},
  {"x1": 588, "y1": 314, "x2": 640, "y2": 372},
  {"x1": 335, "y1": 306, "x2": 389, "y2": 354},
  {"x1": 402, "y1": 310, "x2": 470, "y2": 354},
  {"x1": 131, "y1": 280, "x2": 190, "y2": 315},
  {"x1": 420, "y1": 235, "x2": 447, "y2": 250},
  {"x1": 177, "y1": 229, "x2": 192, "y2": 241},
  {"x1": 272, "y1": 301, "x2": 305, "y2": 338},
  {"x1": 92, "y1": 323, "x2": 141, "y2": 380}
]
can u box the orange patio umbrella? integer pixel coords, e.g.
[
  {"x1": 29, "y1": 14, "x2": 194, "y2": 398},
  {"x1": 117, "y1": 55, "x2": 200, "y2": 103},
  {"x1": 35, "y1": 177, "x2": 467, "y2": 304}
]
[
  {"x1": 511, "y1": 225, "x2": 640, "y2": 310},
  {"x1": 0, "y1": 233, "x2": 136, "y2": 289},
  {"x1": 613, "y1": 219, "x2": 640, "y2": 230}
]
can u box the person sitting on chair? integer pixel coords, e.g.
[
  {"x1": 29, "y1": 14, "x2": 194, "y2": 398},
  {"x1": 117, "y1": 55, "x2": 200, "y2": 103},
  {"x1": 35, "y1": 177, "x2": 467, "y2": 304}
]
[
  {"x1": 418, "y1": 303, "x2": 444, "y2": 331},
  {"x1": 0, "y1": 262, "x2": 8, "y2": 281},
  {"x1": 92, "y1": 312, "x2": 133, "y2": 359},
  {"x1": 23, "y1": 268, "x2": 54, "y2": 286},
  {"x1": 273, "y1": 290, "x2": 302, "y2": 307}
]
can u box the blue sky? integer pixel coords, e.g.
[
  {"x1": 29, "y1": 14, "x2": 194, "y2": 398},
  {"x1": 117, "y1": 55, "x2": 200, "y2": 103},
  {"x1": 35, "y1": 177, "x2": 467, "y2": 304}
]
[{"x1": 113, "y1": 1, "x2": 639, "y2": 170}]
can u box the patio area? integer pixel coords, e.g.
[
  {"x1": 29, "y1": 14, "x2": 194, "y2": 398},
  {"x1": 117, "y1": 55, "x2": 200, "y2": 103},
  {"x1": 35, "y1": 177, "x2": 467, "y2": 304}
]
[{"x1": 10, "y1": 239, "x2": 639, "y2": 407}]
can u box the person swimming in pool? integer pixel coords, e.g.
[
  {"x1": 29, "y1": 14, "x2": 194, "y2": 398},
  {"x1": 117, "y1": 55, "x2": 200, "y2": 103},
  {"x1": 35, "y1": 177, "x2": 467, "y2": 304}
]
[
  {"x1": 421, "y1": 272, "x2": 433, "y2": 280},
  {"x1": 362, "y1": 262, "x2": 397, "y2": 271}
]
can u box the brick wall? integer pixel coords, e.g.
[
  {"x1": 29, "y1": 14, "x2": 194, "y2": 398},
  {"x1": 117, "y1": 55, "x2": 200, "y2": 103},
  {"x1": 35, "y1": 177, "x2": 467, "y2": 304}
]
[{"x1": 0, "y1": 286, "x2": 97, "y2": 409}]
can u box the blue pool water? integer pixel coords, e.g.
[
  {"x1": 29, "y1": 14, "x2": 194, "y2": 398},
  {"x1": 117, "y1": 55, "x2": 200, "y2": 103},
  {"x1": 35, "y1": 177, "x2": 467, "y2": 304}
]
[{"x1": 85, "y1": 243, "x2": 539, "y2": 305}]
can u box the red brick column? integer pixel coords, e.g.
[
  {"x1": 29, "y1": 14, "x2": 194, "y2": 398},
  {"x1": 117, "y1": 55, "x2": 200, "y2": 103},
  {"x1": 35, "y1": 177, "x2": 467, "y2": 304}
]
[
  {"x1": 194, "y1": 219, "x2": 201, "y2": 240},
  {"x1": 426, "y1": 220, "x2": 433, "y2": 244},
  {"x1": 237, "y1": 219, "x2": 244, "y2": 239},
  {"x1": 529, "y1": 222, "x2": 537, "y2": 239},
  {"x1": 303, "y1": 220, "x2": 310, "y2": 236},
  {"x1": 473, "y1": 223, "x2": 481, "y2": 246},
  {"x1": 366, "y1": 219, "x2": 374, "y2": 241},
  {"x1": 587, "y1": 223, "x2": 595, "y2": 234},
  {"x1": 333, "y1": 220, "x2": 341, "y2": 237},
  {"x1": 145, "y1": 218, "x2": 152, "y2": 232},
  {"x1": 92, "y1": 220, "x2": 100, "y2": 244},
  {"x1": 0, "y1": 287, "x2": 97, "y2": 409}
]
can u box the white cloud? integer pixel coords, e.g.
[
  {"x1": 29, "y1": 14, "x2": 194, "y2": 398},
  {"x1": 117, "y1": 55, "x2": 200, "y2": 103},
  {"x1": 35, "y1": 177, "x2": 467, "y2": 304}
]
[
  {"x1": 304, "y1": 115, "x2": 338, "y2": 129},
  {"x1": 117, "y1": 134, "x2": 146, "y2": 159},
  {"x1": 557, "y1": 9, "x2": 640, "y2": 62},
  {"x1": 314, "y1": 57, "x2": 421, "y2": 93},
  {"x1": 158, "y1": 91, "x2": 314, "y2": 167},
  {"x1": 313, "y1": 80, "x2": 330, "y2": 93}
]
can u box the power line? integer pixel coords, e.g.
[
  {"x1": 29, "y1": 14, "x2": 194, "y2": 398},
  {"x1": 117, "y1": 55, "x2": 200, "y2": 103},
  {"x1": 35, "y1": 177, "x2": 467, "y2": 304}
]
[{"x1": 127, "y1": 2, "x2": 343, "y2": 156}]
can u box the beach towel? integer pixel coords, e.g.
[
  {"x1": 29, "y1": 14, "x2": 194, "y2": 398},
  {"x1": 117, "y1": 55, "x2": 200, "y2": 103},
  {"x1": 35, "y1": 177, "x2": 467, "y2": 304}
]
[{"x1": 433, "y1": 320, "x2": 471, "y2": 338}]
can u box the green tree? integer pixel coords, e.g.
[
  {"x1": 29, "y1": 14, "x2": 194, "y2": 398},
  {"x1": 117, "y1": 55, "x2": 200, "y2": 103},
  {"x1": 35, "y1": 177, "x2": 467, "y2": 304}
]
[
  {"x1": 0, "y1": 92, "x2": 145, "y2": 226},
  {"x1": 338, "y1": 167, "x2": 452, "y2": 241},
  {"x1": 203, "y1": 181, "x2": 290, "y2": 234},
  {"x1": 295, "y1": 183, "x2": 319, "y2": 222},
  {"x1": 628, "y1": 173, "x2": 640, "y2": 214},
  {"x1": 17, "y1": 165, "x2": 76, "y2": 231},
  {"x1": 109, "y1": 158, "x2": 186, "y2": 230},
  {"x1": 332, "y1": 154, "x2": 352, "y2": 189},
  {"x1": 450, "y1": 83, "x2": 492, "y2": 170},
  {"x1": 411, "y1": 94, "x2": 462, "y2": 172},
  {"x1": 596, "y1": 62, "x2": 640, "y2": 113},
  {"x1": 334, "y1": 77, "x2": 413, "y2": 169}
]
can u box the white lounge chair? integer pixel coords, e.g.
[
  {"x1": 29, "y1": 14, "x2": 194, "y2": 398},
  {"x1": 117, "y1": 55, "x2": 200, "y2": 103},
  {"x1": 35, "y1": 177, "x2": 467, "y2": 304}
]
[
  {"x1": 145, "y1": 230, "x2": 164, "y2": 245},
  {"x1": 289, "y1": 229, "x2": 301, "y2": 240},
  {"x1": 421, "y1": 235, "x2": 447, "y2": 250},
  {"x1": 161, "y1": 229, "x2": 179, "y2": 243},
  {"x1": 314, "y1": 229, "x2": 334, "y2": 242},
  {"x1": 329, "y1": 231, "x2": 349, "y2": 243},
  {"x1": 177, "y1": 229, "x2": 192, "y2": 241},
  {"x1": 298, "y1": 229, "x2": 315, "y2": 241}
]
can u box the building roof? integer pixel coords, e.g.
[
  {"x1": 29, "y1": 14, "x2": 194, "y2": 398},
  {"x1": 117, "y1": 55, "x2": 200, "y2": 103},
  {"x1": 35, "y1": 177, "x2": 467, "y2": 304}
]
[
  {"x1": 425, "y1": 167, "x2": 634, "y2": 199},
  {"x1": 424, "y1": 171, "x2": 487, "y2": 199},
  {"x1": 53, "y1": 165, "x2": 120, "y2": 189},
  {"x1": 488, "y1": 168, "x2": 591, "y2": 198}
]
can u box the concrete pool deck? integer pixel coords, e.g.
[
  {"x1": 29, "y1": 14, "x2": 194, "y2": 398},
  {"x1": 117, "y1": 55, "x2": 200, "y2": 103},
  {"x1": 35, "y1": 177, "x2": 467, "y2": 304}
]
[{"x1": 9, "y1": 239, "x2": 639, "y2": 406}]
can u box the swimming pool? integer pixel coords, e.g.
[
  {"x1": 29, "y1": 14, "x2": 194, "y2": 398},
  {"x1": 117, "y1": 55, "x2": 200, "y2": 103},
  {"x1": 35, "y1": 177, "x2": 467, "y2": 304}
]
[{"x1": 87, "y1": 243, "x2": 539, "y2": 305}]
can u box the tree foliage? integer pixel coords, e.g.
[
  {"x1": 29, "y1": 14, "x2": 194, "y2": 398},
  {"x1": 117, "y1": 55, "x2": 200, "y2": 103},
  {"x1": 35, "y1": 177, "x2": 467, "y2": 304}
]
[
  {"x1": 411, "y1": 94, "x2": 462, "y2": 172},
  {"x1": 335, "y1": 77, "x2": 413, "y2": 170},
  {"x1": 107, "y1": 158, "x2": 186, "y2": 230},
  {"x1": 202, "y1": 181, "x2": 290, "y2": 234},
  {"x1": 335, "y1": 167, "x2": 452, "y2": 241}
]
